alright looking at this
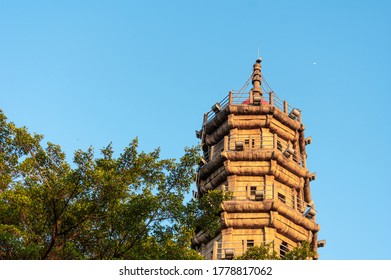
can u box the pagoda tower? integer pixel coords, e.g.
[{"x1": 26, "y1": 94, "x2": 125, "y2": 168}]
[{"x1": 193, "y1": 58, "x2": 321, "y2": 259}]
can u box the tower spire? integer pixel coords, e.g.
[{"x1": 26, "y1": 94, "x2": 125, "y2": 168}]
[{"x1": 251, "y1": 57, "x2": 262, "y2": 103}]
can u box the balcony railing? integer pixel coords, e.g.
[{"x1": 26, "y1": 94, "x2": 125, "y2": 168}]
[
  {"x1": 201, "y1": 134, "x2": 304, "y2": 167},
  {"x1": 202, "y1": 137, "x2": 225, "y2": 162},
  {"x1": 227, "y1": 134, "x2": 274, "y2": 150},
  {"x1": 223, "y1": 184, "x2": 306, "y2": 213}
]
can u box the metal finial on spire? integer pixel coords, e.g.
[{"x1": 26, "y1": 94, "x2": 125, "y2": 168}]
[{"x1": 257, "y1": 47, "x2": 262, "y2": 62}]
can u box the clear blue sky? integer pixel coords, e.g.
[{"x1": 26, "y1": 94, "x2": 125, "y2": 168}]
[{"x1": 1, "y1": 0, "x2": 390, "y2": 260}]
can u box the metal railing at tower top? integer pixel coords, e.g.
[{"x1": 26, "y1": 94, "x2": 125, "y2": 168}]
[
  {"x1": 230, "y1": 91, "x2": 271, "y2": 105},
  {"x1": 206, "y1": 95, "x2": 230, "y2": 123},
  {"x1": 204, "y1": 91, "x2": 299, "y2": 125}
]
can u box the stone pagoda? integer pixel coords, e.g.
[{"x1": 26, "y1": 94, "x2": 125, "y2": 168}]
[{"x1": 192, "y1": 58, "x2": 321, "y2": 259}]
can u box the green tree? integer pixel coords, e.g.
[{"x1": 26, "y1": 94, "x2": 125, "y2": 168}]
[
  {"x1": 235, "y1": 241, "x2": 315, "y2": 260},
  {"x1": 0, "y1": 109, "x2": 218, "y2": 260},
  {"x1": 234, "y1": 243, "x2": 279, "y2": 260},
  {"x1": 283, "y1": 241, "x2": 316, "y2": 260},
  {"x1": 186, "y1": 189, "x2": 232, "y2": 237}
]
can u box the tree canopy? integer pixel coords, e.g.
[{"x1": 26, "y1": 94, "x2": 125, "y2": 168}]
[
  {"x1": 234, "y1": 241, "x2": 316, "y2": 260},
  {"x1": 0, "y1": 109, "x2": 220, "y2": 260}
]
